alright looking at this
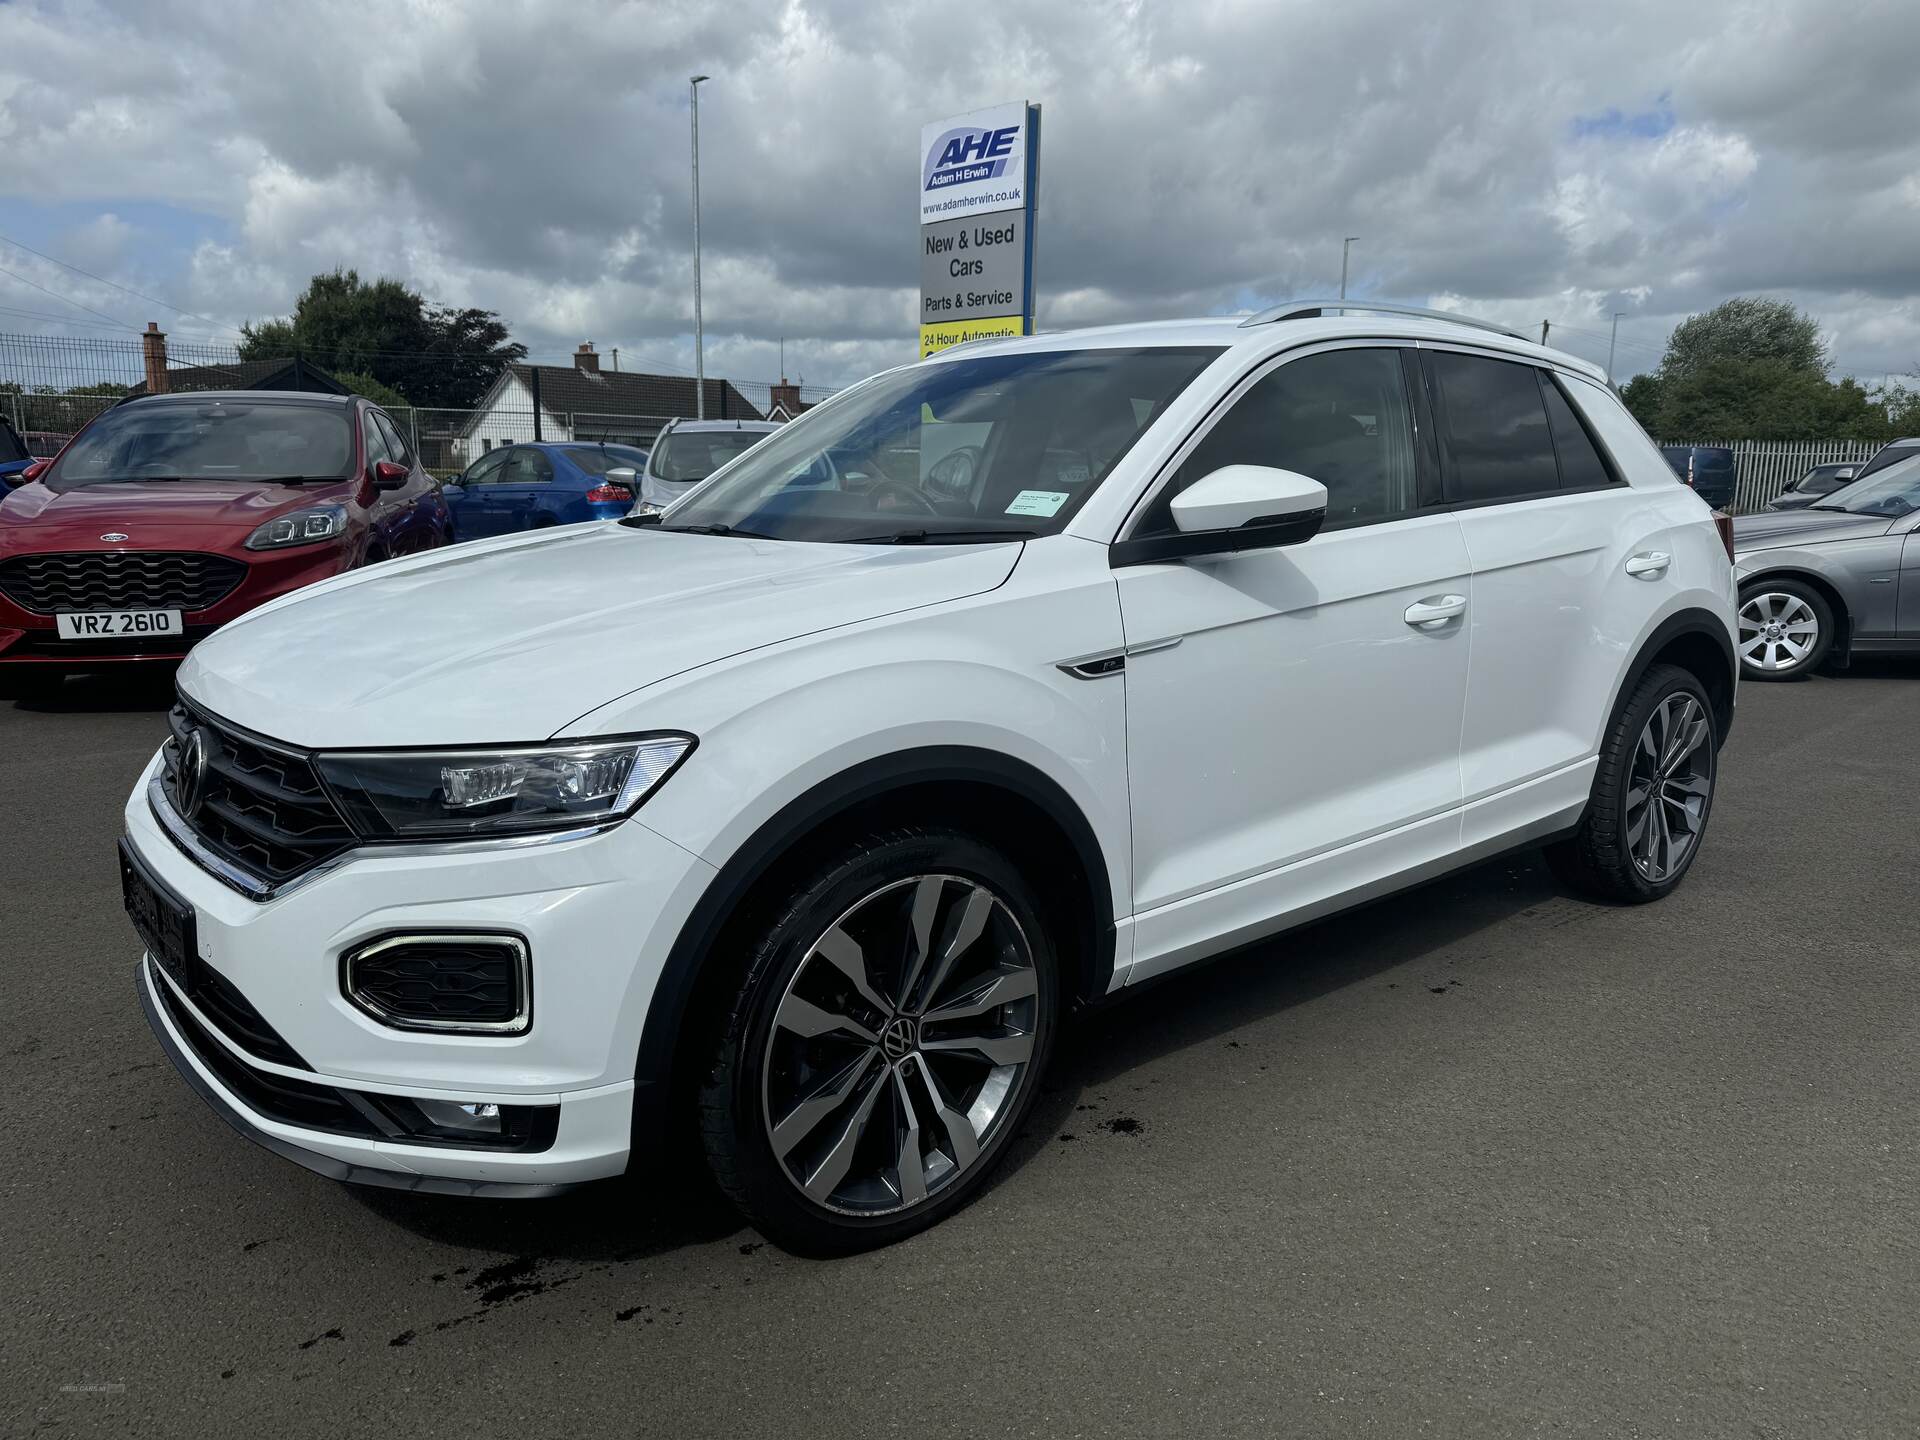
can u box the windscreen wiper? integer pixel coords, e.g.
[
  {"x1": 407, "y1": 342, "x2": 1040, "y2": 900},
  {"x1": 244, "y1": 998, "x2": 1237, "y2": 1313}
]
[
  {"x1": 647, "y1": 521, "x2": 785, "y2": 540},
  {"x1": 844, "y1": 528, "x2": 1037, "y2": 544},
  {"x1": 1807, "y1": 504, "x2": 1850, "y2": 512}
]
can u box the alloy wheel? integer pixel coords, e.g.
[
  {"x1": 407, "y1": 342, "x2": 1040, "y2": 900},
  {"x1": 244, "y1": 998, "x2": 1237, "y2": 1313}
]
[
  {"x1": 1737, "y1": 591, "x2": 1820, "y2": 673},
  {"x1": 759, "y1": 874, "x2": 1042, "y2": 1216},
  {"x1": 1626, "y1": 692, "x2": 1713, "y2": 882}
]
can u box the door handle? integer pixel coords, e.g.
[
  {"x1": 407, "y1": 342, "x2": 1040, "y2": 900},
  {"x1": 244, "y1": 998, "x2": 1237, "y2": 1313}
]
[
  {"x1": 1625, "y1": 551, "x2": 1671, "y2": 579},
  {"x1": 1404, "y1": 594, "x2": 1467, "y2": 629}
]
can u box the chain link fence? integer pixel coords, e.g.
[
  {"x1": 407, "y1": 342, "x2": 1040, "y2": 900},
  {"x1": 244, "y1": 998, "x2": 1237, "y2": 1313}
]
[{"x1": 1, "y1": 331, "x2": 834, "y2": 471}]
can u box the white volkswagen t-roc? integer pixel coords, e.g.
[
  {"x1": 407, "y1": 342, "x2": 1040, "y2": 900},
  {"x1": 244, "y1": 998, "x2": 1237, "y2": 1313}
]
[{"x1": 123, "y1": 302, "x2": 1737, "y2": 1253}]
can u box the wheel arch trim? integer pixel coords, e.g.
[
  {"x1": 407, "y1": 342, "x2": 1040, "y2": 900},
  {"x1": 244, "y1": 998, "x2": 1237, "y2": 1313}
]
[
  {"x1": 1603, "y1": 606, "x2": 1738, "y2": 745},
  {"x1": 627, "y1": 745, "x2": 1116, "y2": 1149}
]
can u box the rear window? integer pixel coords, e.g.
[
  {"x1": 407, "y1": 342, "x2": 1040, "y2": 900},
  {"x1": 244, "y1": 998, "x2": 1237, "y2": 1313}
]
[
  {"x1": 650, "y1": 431, "x2": 772, "y2": 483},
  {"x1": 44, "y1": 400, "x2": 353, "y2": 490},
  {"x1": 563, "y1": 445, "x2": 649, "y2": 477}
]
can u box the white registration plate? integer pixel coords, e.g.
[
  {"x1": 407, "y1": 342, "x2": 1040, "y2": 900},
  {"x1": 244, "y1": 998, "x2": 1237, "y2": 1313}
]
[{"x1": 55, "y1": 610, "x2": 184, "y2": 640}]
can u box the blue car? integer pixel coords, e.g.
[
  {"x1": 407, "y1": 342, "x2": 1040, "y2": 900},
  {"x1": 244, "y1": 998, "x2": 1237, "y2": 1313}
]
[
  {"x1": 444, "y1": 441, "x2": 651, "y2": 539},
  {"x1": 0, "y1": 417, "x2": 35, "y2": 487}
]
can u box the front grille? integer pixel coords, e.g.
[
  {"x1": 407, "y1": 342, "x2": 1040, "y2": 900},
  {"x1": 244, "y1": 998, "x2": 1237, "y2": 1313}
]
[
  {"x1": 0, "y1": 551, "x2": 247, "y2": 615},
  {"x1": 161, "y1": 701, "x2": 357, "y2": 888}
]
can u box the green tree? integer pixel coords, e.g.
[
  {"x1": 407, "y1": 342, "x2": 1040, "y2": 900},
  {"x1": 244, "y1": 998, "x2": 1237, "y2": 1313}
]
[
  {"x1": 333, "y1": 370, "x2": 410, "y2": 410},
  {"x1": 241, "y1": 269, "x2": 524, "y2": 409},
  {"x1": 1661, "y1": 297, "x2": 1828, "y2": 380},
  {"x1": 1618, "y1": 371, "x2": 1663, "y2": 431},
  {"x1": 1651, "y1": 359, "x2": 1889, "y2": 441}
]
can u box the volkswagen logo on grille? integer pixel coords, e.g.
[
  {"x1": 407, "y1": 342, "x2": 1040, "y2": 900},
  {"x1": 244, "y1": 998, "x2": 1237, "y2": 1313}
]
[
  {"x1": 177, "y1": 728, "x2": 211, "y2": 821},
  {"x1": 100, "y1": 532, "x2": 129, "y2": 543}
]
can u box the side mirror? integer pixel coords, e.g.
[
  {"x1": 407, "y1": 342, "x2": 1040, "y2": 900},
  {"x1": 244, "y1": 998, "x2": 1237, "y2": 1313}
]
[
  {"x1": 1835, "y1": 468, "x2": 1855, "y2": 481},
  {"x1": 371, "y1": 460, "x2": 410, "y2": 491},
  {"x1": 1114, "y1": 465, "x2": 1327, "y2": 565},
  {"x1": 603, "y1": 467, "x2": 638, "y2": 486},
  {"x1": 1172, "y1": 463, "x2": 1327, "y2": 540},
  {"x1": 17, "y1": 459, "x2": 48, "y2": 486}
]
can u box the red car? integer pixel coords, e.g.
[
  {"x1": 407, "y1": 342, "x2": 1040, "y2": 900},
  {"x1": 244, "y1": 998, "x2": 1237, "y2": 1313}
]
[{"x1": 0, "y1": 390, "x2": 450, "y2": 696}]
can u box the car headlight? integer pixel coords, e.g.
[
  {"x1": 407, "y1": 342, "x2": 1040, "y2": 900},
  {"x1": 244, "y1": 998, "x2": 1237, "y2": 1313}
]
[
  {"x1": 315, "y1": 734, "x2": 694, "y2": 840},
  {"x1": 246, "y1": 505, "x2": 349, "y2": 550}
]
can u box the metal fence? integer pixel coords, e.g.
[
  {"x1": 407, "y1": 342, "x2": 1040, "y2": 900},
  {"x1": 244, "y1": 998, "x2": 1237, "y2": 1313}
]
[
  {"x1": 0, "y1": 330, "x2": 832, "y2": 470},
  {"x1": 1658, "y1": 438, "x2": 1882, "y2": 513}
]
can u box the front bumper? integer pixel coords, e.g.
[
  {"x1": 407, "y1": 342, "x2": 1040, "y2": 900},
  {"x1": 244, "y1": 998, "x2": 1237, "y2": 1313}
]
[
  {"x1": 0, "y1": 542, "x2": 348, "y2": 667},
  {"x1": 124, "y1": 748, "x2": 719, "y2": 1191}
]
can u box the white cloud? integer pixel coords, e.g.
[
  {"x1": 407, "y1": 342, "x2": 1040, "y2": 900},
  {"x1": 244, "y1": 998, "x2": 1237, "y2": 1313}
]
[{"x1": 0, "y1": 0, "x2": 1917, "y2": 388}]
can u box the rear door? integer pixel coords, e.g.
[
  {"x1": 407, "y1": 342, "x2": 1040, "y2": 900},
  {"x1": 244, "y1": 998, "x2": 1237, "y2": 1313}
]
[
  {"x1": 1423, "y1": 347, "x2": 1660, "y2": 846},
  {"x1": 494, "y1": 446, "x2": 554, "y2": 530}
]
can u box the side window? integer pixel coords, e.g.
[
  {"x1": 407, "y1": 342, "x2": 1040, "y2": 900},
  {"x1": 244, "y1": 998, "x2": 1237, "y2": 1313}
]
[
  {"x1": 374, "y1": 411, "x2": 411, "y2": 467},
  {"x1": 1137, "y1": 348, "x2": 1418, "y2": 536},
  {"x1": 361, "y1": 410, "x2": 392, "y2": 469},
  {"x1": 1429, "y1": 352, "x2": 1555, "y2": 504},
  {"x1": 1539, "y1": 375, "x2": 1615, "y2": 490},
  {"x1": 463, "y1": 451, "x2": 508, "y2": 485},
  {"x1": 502, "y1": 448, "x2": 553, "y2": 484}
]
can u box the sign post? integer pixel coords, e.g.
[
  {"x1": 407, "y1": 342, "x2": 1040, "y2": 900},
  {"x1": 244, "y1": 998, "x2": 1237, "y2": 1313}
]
[{"x1": 917, "y1": 101, "x2": 1041, "y2": 359}]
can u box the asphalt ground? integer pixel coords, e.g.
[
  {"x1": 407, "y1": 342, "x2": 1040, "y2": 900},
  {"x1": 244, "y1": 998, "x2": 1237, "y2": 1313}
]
[{"x1": 4, "y1": 660, "x2": 1917, "y2": 1438}]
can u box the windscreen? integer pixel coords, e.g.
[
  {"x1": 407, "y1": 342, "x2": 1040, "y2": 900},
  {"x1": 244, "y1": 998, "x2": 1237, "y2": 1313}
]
[
  {"x1": 660, "y1": 346, "x2": 1222, "y2": 542},
  {"x1": 44, "y1": 400, "x2": 354, "y2": 490},
  {"x1": 1815, "y1": 455, "x2": 1920, "y2": 516}
]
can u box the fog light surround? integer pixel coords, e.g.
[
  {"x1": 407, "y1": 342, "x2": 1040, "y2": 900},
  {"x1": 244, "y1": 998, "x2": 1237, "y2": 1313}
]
[{"x1": 342, "y1": 932, "x2": 531, "y2": 1035}]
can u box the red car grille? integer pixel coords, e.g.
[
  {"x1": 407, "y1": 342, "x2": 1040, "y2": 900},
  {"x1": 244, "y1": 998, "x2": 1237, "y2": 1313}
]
[{"x1": 0, "y1": 551, "x2": 247, "y2": 615}]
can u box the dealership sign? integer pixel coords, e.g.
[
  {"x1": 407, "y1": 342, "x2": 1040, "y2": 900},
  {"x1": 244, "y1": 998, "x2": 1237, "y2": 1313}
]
[{"x1": 918, "y1": 101, "x2": 1040, "y2": 358}]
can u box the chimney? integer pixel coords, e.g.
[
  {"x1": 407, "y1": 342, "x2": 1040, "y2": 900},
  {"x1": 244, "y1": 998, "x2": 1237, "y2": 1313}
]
[
  {"x1": 142, "y1": 322, "x2": 169, "y2": 394},
  {"x1": 770, "y1": 377, "x2": 801, "y2": 417},
  {"x1": 574, "y1": 342, "x2": 600, "y2": 374}
]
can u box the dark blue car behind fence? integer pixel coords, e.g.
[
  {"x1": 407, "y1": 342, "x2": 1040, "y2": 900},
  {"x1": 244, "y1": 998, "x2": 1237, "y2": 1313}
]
[{"x1": 443, "y1": 441, "x2": 651, "y2": 540}]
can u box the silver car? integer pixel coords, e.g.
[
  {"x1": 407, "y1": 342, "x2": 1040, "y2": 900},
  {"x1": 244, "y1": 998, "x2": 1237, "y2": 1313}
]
[
  {"x1": 1731, "y1": 455, "x2": 1920, "y2": 678},
  {"x1": 630, "y1": 418, "x2": 783, "y2": 518}
]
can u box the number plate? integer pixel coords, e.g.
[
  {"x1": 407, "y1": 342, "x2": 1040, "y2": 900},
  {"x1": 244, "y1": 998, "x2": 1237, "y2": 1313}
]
[
  {"x1": 56, "y1": 609, "x2": 183, "y2": 639},
  {"x1": 119, "y1": 839, "x2": 198, "y2": 994}
]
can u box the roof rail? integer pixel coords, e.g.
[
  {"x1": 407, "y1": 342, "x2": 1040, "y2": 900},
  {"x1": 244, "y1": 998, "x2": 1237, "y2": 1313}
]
[{"x1": 1239, "y1": 299, "x2": 1533, "y2": 343}]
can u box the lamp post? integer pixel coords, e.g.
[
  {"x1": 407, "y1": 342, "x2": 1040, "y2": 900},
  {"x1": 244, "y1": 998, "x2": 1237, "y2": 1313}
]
[
  {"x1": 1606, "y1": 311, "x2": 1624, "y2": 383},
  {"x1": 690, "y1": 75, "x2": 710, "y2": 419},
  {"x1": 1339, "y1": 236, "x2": 1360, "y2": 300}
]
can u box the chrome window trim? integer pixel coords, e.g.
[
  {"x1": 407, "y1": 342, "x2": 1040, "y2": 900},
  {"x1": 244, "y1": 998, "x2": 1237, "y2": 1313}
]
[{"x1": 342, "y1": 932, "x2": 533, "y2": 1036}]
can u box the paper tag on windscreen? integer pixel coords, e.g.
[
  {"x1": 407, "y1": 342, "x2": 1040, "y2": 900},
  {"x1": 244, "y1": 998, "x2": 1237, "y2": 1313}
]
[{"x1": 1005, "y1": 490, "x2": 1069, "y2": 517}]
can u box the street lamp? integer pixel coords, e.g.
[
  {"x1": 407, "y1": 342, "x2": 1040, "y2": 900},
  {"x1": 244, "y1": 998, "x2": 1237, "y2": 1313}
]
[
  {"x1": 1339, "y1": 236, "x2": 1360, "y2": 300},
  {"x1": 690, "y1": 75, "x2": 710, "y2": 419},
  {"x1": 1607, "y1": 311, "x2": 1625, "y2": 383}
]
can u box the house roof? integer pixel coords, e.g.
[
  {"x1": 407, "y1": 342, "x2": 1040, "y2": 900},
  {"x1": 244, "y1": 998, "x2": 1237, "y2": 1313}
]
[
  {"x1": 125, "y1": 356, "x2": 347, "y2": 399},
  {"x1": 490, "y1": 363, "x2": 763, "y2": 424}
]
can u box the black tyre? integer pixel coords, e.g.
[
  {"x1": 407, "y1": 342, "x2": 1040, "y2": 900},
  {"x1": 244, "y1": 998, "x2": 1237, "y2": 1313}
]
[
  {"x1": 1546, "y1": 663, "x2": 1718, "y2": 903},
  {"x1": 1736, "y1": 579, "x2": 1833, "y2": 680},
  {"x1": 700, "y1": 827, "x2": 1058, "y2": 1255}
]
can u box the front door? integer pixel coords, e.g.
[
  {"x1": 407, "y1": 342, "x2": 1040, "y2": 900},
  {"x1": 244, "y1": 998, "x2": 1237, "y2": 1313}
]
[
  {"x1": 446, "y1": 449, "x2": 509, "y2": 538},
  {"x1": 1115, "y1": 344, "x2": 1472, "y2": 982}
]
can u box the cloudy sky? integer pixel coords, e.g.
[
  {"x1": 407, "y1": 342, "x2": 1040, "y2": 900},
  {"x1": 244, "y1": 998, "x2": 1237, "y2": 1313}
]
[{"x1": 1, "y1": 0, "x2": 1916, "y2": 399}]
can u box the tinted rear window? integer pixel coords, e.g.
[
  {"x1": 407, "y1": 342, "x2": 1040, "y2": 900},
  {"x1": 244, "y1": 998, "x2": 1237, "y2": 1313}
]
[
  {"x1": 1430, "y1": 352, "x2": 1557, "y2": 503},
  {"x1": 1541, "y1": 377, "x2": 1614, "y2": 490}
]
